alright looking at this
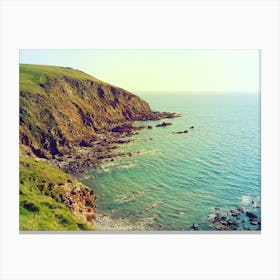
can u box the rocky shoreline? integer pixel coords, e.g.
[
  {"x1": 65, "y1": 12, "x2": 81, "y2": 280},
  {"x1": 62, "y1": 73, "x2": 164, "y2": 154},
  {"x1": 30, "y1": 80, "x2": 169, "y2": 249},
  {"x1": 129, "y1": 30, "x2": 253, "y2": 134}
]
[
  {"x1": 48, "y1": 112, "x2": 181, "y2": 174},
  {"x1": 206, "y1": 199, "x2": 261, "y2": 231}
]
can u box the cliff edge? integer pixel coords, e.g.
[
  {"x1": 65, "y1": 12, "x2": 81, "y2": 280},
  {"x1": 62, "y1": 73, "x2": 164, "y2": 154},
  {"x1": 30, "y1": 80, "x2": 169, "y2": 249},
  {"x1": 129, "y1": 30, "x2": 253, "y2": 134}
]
[{"x1": 20, "y1": 64, "x2": 174, "y2": 160}]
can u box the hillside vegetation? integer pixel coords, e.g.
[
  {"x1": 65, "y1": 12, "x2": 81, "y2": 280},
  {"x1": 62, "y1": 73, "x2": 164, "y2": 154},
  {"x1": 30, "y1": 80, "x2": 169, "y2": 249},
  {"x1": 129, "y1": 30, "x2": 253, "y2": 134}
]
[
  {"x1": 20, "y1": 156, "x2": 95, "y2": 231},
  {"x1": 20, "y1": 64, "x2": 106, "y2": 95}
]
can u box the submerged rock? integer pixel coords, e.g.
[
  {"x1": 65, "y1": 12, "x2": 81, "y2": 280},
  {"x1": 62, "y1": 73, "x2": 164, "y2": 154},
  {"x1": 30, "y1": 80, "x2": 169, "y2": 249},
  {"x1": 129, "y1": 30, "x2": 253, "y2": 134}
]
[
  {"x1": 212, "y1": 222, "x2": 226, "y2": 230},
  {"x1": 174, "y1": 130, "x2": 189, "y2": 134},
  {"x1": 208, "y1": 204, "x2": 261, "y2": 231},
  {"x1": 230, "y1": 209, "x2": 240, "y2": 217},
  {"x1": 237, "y1": 207, "x2": 245, "y2": 213},
  {"x1": 192, "y1": 224, "x2": 199, "y2": 230},
  {"x1": 155, "y1": 122, "x2": 173, "y2": 127},
  {"x1": 246, "y1": 211, "x2": 258, "y2": 219}
]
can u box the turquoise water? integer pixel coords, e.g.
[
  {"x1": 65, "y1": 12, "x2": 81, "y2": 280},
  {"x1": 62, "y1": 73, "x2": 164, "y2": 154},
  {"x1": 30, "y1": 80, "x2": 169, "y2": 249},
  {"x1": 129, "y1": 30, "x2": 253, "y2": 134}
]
[{"x1": 81, "y1": 94, "x2": 261, "y2": 230}]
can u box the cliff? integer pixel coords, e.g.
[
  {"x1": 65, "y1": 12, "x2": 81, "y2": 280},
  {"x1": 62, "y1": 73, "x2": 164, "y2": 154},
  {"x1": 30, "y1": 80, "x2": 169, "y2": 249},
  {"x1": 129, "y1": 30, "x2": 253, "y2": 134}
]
[{"x1": 20, "y1": 64, "x2": 168, "y2": 159}]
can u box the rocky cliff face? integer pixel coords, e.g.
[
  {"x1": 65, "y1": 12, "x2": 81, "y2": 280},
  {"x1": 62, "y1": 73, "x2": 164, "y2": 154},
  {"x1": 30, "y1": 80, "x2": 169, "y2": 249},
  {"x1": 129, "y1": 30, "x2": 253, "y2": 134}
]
[{"x1": 20, "y1": 64, "x2": 160, "y2": 159}]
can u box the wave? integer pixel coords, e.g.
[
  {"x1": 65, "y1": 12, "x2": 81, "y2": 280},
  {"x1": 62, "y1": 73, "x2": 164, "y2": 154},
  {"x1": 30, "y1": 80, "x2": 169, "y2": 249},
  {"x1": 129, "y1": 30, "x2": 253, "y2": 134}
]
[{"x1": 114, "y1": 191, "x2": 145, "y2": 203}]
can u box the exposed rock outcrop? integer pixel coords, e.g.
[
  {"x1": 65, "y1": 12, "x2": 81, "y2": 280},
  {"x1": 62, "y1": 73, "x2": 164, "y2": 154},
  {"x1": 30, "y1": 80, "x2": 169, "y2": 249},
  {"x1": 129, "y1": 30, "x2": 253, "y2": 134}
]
[
  {"x1": 174, "y1": 130, "x2": 189, "y2": 134},
  {"x1": 155, "y1": 122, "x2": 173, "y2": 127}
]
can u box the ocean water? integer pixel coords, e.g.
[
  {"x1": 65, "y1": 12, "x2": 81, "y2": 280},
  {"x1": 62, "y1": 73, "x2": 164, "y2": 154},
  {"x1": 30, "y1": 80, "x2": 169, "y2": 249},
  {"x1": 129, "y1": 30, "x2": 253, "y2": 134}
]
[{"x1": 80, "y1": 93, "x2": 261, "y2": 231}]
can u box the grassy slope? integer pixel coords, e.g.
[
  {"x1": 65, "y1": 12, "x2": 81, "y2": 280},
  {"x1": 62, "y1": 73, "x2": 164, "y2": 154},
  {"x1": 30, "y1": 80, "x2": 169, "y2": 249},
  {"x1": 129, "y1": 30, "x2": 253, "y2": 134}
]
[
  {"x1": 20, "y1": 64, "x2": 105, "y2": 95},
  {"x1": 19, "y1": 156, "x2": 93, "y2": 231}
]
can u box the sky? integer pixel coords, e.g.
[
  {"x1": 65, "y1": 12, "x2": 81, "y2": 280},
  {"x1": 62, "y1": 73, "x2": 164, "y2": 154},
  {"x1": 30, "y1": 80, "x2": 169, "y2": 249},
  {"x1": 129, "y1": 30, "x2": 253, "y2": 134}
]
[{"x1": 20, "y1": 49, "x2": 260, "y2": 94}]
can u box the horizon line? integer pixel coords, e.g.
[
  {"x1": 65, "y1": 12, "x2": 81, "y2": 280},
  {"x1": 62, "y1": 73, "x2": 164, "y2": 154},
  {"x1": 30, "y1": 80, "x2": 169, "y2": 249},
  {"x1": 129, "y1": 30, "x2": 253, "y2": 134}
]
[{"x1": 134, "y1": 90, "x2": 260, "y2": 94}]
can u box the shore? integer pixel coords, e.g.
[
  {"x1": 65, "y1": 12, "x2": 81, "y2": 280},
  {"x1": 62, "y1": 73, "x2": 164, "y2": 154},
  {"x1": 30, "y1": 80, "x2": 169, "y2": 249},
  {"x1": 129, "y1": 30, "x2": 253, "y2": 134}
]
[
  {"x1": 93, "y1": 212, "x2": 156, "y2": 231},
  {"x1": 48, "y1": 113, "x2": 181, "y2": 175}
]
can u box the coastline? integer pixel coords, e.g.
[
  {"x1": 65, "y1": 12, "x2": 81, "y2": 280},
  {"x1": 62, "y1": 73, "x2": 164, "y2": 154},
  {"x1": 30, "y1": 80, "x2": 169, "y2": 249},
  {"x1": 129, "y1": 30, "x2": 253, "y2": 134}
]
[
  {"x1": 93, "y1": 211, "x2": 158, "y2": 231},
  {"x1": 48, "y1": 114, "x2": 181, "y2": 175}
]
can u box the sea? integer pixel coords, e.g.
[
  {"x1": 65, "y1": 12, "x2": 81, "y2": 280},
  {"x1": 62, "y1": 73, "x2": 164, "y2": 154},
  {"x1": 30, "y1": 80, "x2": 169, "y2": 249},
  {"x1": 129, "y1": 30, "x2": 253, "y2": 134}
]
[{"x1": 80, "y1": 93, "x2": 261, "y2": 231}]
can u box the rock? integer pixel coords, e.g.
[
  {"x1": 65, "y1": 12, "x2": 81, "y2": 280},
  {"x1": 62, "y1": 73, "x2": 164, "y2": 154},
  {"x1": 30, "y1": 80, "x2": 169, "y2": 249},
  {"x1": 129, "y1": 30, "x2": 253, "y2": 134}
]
[
  {"x1": 79, "y1": 140, "x2": 92, "y2": 147},
  {"x1": 212, "y1": 222, "x2": 226, "y2": 230},
  {"x1": 231, "y1": 213, "x2": 240, "y2": 217},
  {"x1": 237, "y1": 207, "x2": 245, "y2": 213},
  {"x1": 155, "y1": 112, "x2": 181, "y2": 119},
  {"x1": 174, "y1": 130, "x2": 189, "y2": 134},
  {"x1": 190, "y1": 126, "x2": 194, "y2": 129},
  {"x1": 213, "y1": 216, "x2": 220, "y2": 223},
  {"x1": 147, "y1": 126, "x2": 153, "y2": 129},
  {"x1": 230, "y1": 209, "x2": 240, "y2": 217},
  {"x1": 133, "y1": 125, "x2": 147, "y2": 131},
  {"x1": 112, "y1": 124, "x2": 133, "y2": 133},
  {"x1": 227, "y1": 220, "x2": 238, "y2": 226},
  {"x1": 246, "y1": 211, "x2": 258, "y2": 219},
  {"x1": 192, "y1": 224, "x2": 199, "y2": 230},
  {"x1": 155, "y1": 122, "x2": 173, "y2": 127},
  {"x1": 215, "y1": 207, "x2": 221, "y2": 211},
  {"x1": 220, "y1": 214, "x2": 227, "y2": 220}
]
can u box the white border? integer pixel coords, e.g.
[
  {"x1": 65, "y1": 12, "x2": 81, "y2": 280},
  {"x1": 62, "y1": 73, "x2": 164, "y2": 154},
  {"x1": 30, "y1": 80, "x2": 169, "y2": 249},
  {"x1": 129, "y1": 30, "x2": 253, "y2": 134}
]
[{"x1": 1, "y1": 1, "x2": 279, "y2": 280}]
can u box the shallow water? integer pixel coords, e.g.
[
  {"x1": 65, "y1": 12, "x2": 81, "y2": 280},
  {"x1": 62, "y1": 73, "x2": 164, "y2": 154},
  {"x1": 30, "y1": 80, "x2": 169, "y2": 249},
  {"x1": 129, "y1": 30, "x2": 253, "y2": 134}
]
[{"x1": 80, "y1": 93, "x2": 261, "y2": 231}]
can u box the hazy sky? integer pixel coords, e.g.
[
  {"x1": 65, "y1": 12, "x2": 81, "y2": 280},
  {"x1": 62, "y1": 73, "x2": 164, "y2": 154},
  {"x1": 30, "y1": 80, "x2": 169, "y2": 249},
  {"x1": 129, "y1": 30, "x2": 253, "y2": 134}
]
[{"x1": 20, "y1": 49, "x2": 259, "y2": 94}]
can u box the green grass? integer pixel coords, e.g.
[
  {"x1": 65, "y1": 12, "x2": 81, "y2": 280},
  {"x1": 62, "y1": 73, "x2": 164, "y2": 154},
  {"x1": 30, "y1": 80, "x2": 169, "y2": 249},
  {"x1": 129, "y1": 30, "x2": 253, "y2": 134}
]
[
  {"x1": 19, "y1": 156, "x2": 93, "y2": 231},
  {"x1": 19, "y1": 64, "x2": 105, "y2": 95}
]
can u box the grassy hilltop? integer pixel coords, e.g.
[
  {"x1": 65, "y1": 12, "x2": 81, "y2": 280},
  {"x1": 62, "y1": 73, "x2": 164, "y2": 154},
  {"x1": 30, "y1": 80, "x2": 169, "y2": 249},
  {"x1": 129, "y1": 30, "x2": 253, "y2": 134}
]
[{"x1": 20, "y1": 64, "x2": 105, "y2": 95}]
